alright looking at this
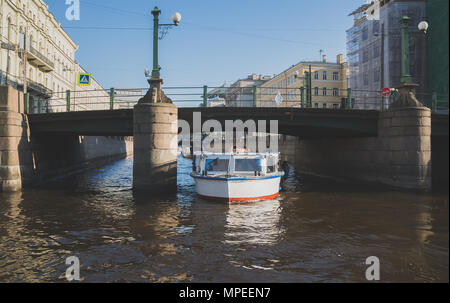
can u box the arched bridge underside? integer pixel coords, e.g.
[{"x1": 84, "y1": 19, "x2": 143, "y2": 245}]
[{"x1": 27, "y1": 107, "x2": 448, "y2": 139}]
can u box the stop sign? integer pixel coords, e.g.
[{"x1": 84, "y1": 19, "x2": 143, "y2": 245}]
[{"x1": 381, "y1": 87, "x2": 391, "y2": 97}]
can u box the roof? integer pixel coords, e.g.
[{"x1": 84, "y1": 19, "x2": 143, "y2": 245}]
[
  {"x1": 265, "y1": 59, "x2": 344, "y2": 84},
  {"x1": 208, "y1": 82, "x2": 230, "y2": 95},
  {"x1": 348, "y1": 3, "x2": 372, "y2": 16}
]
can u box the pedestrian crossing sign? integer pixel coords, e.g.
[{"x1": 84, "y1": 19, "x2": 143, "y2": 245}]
[{"x1": 78, "y1": 73, "x2": 91, "y2": 86}]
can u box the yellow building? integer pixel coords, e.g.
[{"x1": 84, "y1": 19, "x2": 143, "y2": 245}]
[
  {"x1": 1, "y1": 0, "x2": 109, "y2": 112},
  {"x1": 258, "y1": 54, "x2": 349, "y2": 108}
]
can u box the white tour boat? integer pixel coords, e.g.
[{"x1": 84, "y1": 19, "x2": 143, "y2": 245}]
[{"x1": 190, "y1": 152, "x2": 284, "y2": 203}]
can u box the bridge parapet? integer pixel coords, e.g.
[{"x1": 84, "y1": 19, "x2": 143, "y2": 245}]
[{"x1": 33, "y1": 86, "x2": 449, "y2": 114}]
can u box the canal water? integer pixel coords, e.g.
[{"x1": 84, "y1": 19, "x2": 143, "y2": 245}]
[{"x1": 0, "y1": 156, "x2": 448, "y2": 282}]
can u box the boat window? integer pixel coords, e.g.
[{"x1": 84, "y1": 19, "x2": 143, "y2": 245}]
[
  {"x1": 205, "y1": 158, "x2": 229, "y2": 171},
  {"x1": 234, "y1": 158, "x2": 262, "y2": 172},
  {"x1": 267, "y1": 165, "x2": 276, "y2": 173}
]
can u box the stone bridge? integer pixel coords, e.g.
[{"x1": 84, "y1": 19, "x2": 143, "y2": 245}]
[{"x1": 1, "y1": 85, "x2": 448, "y2": 192}]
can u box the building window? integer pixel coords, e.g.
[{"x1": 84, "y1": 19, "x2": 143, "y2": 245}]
[
  {"x1": 363, "y1": 50, "x2": 369, "y2": 63},
  {"x1": 7, "y1": 56, "x2": 11, "y2": 75},
  {"x1": 7, "y1": 18, "x2": 12, "y2": 42},
  {"x1": 322, "y1": 88, "x2": 327, "y2": 96},
  {"x1": 333, "y1": 88, "x2": 339, "y2": 96},
  {"x1": 363, "y1": 72, "x2": 369, "y2": 86},
  {"x1": 288, "y1": 75, "x2": 296, "y2": 86},
  {"x1": 333, "y1": 72, "x2": 339, "y2": 80},
  {"x1": 374, "y1": 68, "x2": 380, "y2": 82},
  {"x1": 333, "y1": 104, "x2": 339, "y2": 109},
  {"x1": 362, "y1": 26, "x2": 368, "y2": 41},
  {"x1": 19, "y1": 27, "x2": 25, "y2": 49},
  {"x1": 323, "y1": 71, "x2": 327, "y2": 80},
  {"x1": 314, "y1": 87, "x2": 319, "y2": 96},
  {"x1": 314, "y1": 103, "x2": 319, "y2": 108},
  {"x1": 373, "y1": 21, "x2": 380, "y2": 35},
  {"x1": 323, "y1": 103, "x2": 327, "y2": 109},
  {"x1": 314, "y1": 71, "x2": 319, "y2": 80},
  {"x1": 373, "y1": 44, "x2": 380, "y2": 58}
]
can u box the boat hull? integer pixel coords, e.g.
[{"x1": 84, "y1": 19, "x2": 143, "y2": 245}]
[{"x1": 191, "y1": 174, "x2": 283, "y2": 203}]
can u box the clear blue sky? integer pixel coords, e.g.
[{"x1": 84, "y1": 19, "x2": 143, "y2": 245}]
[{"x1": 46, "y1": 0, "x2": 362, "y2": 89}]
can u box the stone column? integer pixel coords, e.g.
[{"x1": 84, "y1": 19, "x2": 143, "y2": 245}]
[
  {"x1": 0, "y1": 86, "x2": 28, "y2": 192},
  {"x1": 378, "y1": 107, "x2": 431, "y2": 191},
  {"x1": 133, "y1": 102, "x2": 178, "y2": 192}
]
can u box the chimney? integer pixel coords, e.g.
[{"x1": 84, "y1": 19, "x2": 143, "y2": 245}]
[
  {"x1": 337, "y1": 54, "x2": 344, "y2": 64},
  {"x1": 249, "y1": 73, "x2": 258, "y2": 80},
  {"x1": 322, "y1": 55, "x2": 327, "y2": 63}
]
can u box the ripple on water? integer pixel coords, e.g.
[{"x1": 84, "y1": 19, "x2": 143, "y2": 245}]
[{"x1": 0, "y1": 156, "x2": 448, "y2": 282}]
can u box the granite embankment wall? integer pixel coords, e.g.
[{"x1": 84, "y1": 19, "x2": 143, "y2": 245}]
[{"x1": 0, "y1": 85, "x2": 132, "y2": 192}]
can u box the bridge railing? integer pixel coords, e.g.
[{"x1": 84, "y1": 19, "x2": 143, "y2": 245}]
[{"x1": 28, "y1": 86, "x2": 448, "y2": 114}]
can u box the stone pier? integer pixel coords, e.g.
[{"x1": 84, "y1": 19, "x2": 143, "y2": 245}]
[
  {"x1": 0, "y1": 86, "x2": 28, "y2": 192},
  {"x1": 378, "y1": 107, "x2": 431, "y2": 190},
  {"x1": 133, "y1": 102, "x2": 178, "y2": 192},
  {"x1": 294, "y1": 106, "x2": 432, "y2": 191}
]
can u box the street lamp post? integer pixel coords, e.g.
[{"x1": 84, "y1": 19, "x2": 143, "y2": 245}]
[
  {"x1": 140, "y1": 7, "x2": 181, "y2": 104},
  {"x1": 391, "y1": 16, "x2": 424, "y2": 108},
  {"x1": 151, "y1": 7, "x2": 161, "y2": 78},
  {"x1": 400, "y1": 16, "x2": 413, "y2": 84}
]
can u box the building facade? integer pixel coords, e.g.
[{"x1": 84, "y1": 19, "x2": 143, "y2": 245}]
[
  {"x1": 426, "y1": 0, "x2": 449, "y2": 110},
  {"x1": 206, "y1": 82, "x2": 229, "y2": 107},
  {"x1": 225, "y1": 74, "x2": 272, "y2": 107},
  {"x1": 347, "y1": 0, "x2": 427, "y2": 110},
  {"x1": 259, "y1": 54, "x2": 348, "y2": 108},
  {"x1": 0, "y1": 0, "x2": 108, "y2": 112}
]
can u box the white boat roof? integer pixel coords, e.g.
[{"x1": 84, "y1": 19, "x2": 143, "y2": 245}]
[{"x1": 194, "y1": 152, "x2": 279, "y2": 157}]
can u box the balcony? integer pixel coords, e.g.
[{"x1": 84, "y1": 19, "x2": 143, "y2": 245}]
[
  {"x1": 27, "y1": 79, "x2": 53, "y2": 98},
  {"x1": 16, "y1": 78, "x2": 53, "y2": 99},
  {"x1": 1, "y1": 41, "x2": 16, "y2": 51},
  {"x1": 26, "y1": 46, "x2": 54, "y2": 72}
]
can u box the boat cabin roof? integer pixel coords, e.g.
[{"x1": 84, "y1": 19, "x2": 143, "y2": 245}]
[{"x1": 194, "y1": 152, "x2": 279, "y2": 159}]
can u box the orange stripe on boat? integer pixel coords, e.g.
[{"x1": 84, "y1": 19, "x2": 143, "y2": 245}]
[{"x1": 198, "y1": 192, "x2": 279, "y2": 203}]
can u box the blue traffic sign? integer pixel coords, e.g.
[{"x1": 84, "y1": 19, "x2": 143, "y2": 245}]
[{"x1": 78, "y1": 73, "x2": 91, "y2": 86}]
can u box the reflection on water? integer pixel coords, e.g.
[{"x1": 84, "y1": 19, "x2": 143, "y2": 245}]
[
  {"x1": 225, "y1": 199, "x2": 284, "y2": 246},
  {"x1": 0, "y1": 156, "x2": 448, "y2": 282}
]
